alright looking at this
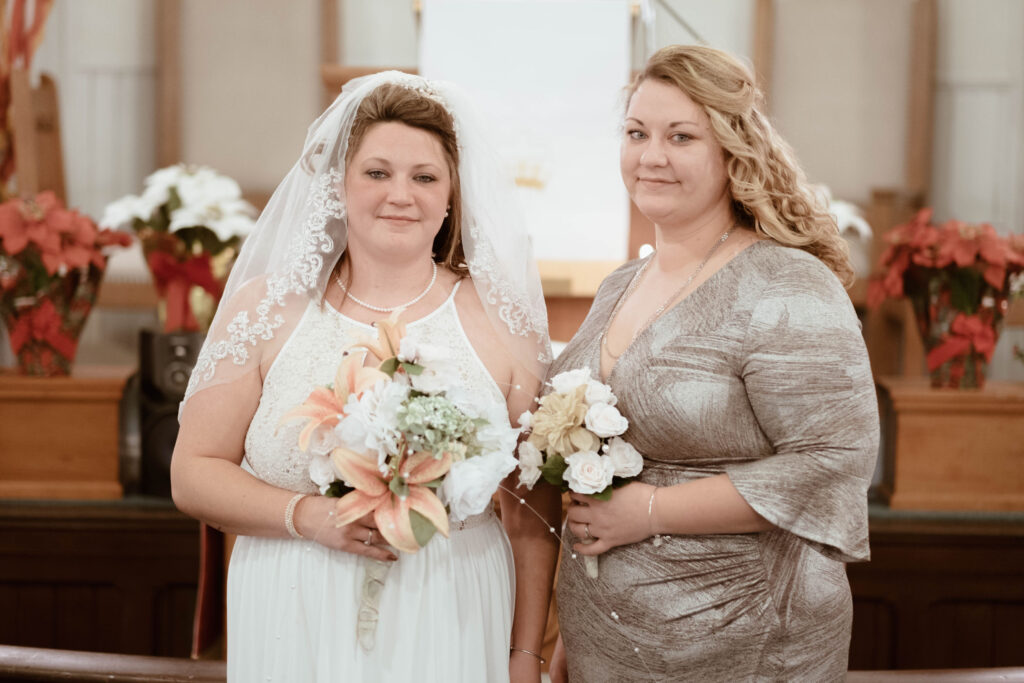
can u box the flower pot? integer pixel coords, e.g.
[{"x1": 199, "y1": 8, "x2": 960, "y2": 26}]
[
  {"x1": 1, "y1": 267, "x2": 102, "y2": 377},
  {"x1": 909, "y1": 277, "x2": 1003, "y2": 389}
]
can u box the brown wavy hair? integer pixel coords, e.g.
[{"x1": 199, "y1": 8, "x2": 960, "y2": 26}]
[
  {"x1": 344, "y1": 82, "x2": 467, "y2": 276},
  {"x1": 629, "y1": 45, "x2": 853, "y2": 286}
]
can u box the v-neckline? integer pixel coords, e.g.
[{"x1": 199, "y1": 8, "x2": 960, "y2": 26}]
[{"x1": 598, "y1": 240, "x2": 769, "y2": 384}]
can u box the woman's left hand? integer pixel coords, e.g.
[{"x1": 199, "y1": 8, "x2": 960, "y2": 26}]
[{"x1": 566, "y1": 481, "x2": 657, "y2": 554}]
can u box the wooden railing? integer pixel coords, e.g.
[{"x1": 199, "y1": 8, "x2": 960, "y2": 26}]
[
  {"x1": 2, "y1": 645, "x2": 1023, "y2": 682},
  {"x1": 0, "y1": 645, "x2": 225, "y2": 683}
]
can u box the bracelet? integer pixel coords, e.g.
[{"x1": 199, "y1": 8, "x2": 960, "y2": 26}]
[
  {"x1": 510, "y1": 647, "x2": 545, "y2": 664},
  {"x1": 284, "y1": 493, "x2": 307, "y2": 539},
  {"x1": 647, "y1": 486, "x2": 658, "y2": 535}
]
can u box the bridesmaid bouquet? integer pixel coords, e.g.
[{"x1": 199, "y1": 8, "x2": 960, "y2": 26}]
[{"x1": 516, "y1": 367, "x2": 643, "y2": 578}]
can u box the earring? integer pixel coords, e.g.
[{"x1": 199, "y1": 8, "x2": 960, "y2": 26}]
[{"x1": 444, "y1": 205, "x2": 450, "y2": 218}]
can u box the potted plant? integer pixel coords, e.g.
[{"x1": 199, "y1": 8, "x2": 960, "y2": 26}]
[
  {"x1": 0, "y1": 191, "x2": 131, "y2": 375},
  {"x1": 867, "y1": 209, "x2": 1024, "y2": 388},
  {"x1": 100, "y1": 164, "x2": 257, "y2": 332}
]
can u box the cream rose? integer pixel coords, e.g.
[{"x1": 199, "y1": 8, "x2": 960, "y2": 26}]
[
  {"x1": 563, "y1": 451, "x2": 615, "y2": 495},
  {"x1": 584, "y1": 402, "x2": 629, "y2": 438},
  {"x1": 584, "y1": 379, "x2": 615, "y2": 406},
  {"x1": 606, "y1": 436, "x2": 643, "y2": 478},
  {"x1": 550, "y1": 368, "x2": 592, "y2": 394},
  {"x1": 517, "y1": 440, "x2": 544, "y2": 489}
]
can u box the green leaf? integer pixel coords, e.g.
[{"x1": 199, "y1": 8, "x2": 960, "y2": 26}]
[
  {"x1": 589, "y1": 487, "x2": 613, "y2": 501},
  {"x1": 409, "y1": 509, "x2": 438, "y2": 547},
  {"x1": 539, "y1": 453, "x2": 567, "y2": 487},
  {"x1": 949, "y1": 268, "x2": 983, "y2": 314},
  {"x1": 379, "y1": 357, "x2": 399, "y2": 376},
  {"x1": 401, "y1": 362, "x2": 424, "y2": 376},
  {"x1": 388, "y1": 475, "x2": 409, "y2": 499}
]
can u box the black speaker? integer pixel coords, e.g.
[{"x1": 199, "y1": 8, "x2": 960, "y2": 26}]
[{"x1": 135, "y1": 330, "x2": 204, "y2": 497}]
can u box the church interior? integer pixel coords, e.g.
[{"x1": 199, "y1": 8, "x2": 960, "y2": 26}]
[{"x1": 1, "y1": 0, "x2": 1023, "y2": 680}]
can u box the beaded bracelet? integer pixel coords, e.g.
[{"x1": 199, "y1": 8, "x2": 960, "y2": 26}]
[
  {"x1": 510, "y1": 647, "x2": 546, "y2": 664},
  {"x1": 284, "y1": 493, "x2": 307, "y2": 539}
]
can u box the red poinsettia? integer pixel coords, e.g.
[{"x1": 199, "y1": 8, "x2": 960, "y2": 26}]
[
  {"x1": 868, "y1": 209, "x2": 1024, "y2": 310},
  {"x1": 0, "y1": 191, "x2": 131, "y2": 375},
  {"x1": 867, "y1": 208, "x2": 1024, "y2": 388}
]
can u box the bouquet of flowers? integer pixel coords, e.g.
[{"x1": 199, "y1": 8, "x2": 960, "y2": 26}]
[
  {"x1": 0, "y1": 191, "x2": 131, "y2": 375},
  {"x1": 100, "y1": 164, "x2": 257, "y2": 332},
  {"x1": 283, "y1": 311, "x2": 519, "y2": 648},
  {"x1": 516, "y1": 367, "x2": 642, "y2": 578},
  {"x1": 867, "y1": 208, "x2": 1024, "y2": 388}
]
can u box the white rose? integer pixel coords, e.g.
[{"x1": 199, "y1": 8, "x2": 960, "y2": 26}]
[
  {"x1": 563, "y1": 451, "x2": 615, "y2": 495},
  {"x1": 409, "y1": 366, "x2": 454, "y2": 394},
  {"x1": 308, "y1": 453, "x2": 337, "y2": 494},
  {"x1": 605, "y1": 436, "x2": 643, "y2": 478},
  {"x1": 584, "y1": 379, "x2": 615, "y2": 406},
  {"x1": 550, "y1": 368, "x2": 593, "y2": 394},
  {"x1": 517, "y1": 440, "x2": 544, "y2": 489},
  {"x1": 398, "y1": 336, "x2": 419, "y2": 362},
  {"x1": 442, "y1": 451, "x2": 518, "y2": 521},
  {"x1": 518, "y1": 410, "x2": 533, "y2": 430},
  {"x1": 584, "y1": 402, "x2": 629, "y2": 438}
]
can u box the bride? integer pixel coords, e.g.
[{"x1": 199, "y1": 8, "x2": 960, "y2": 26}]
[{"x1": 171, "y1": 72, "x2": 561, "y2": 682}]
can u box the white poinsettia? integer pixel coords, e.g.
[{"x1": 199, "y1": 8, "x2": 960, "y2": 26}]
[{"x1": 99, "y1": 163, "x2": 256, "y2": 241}]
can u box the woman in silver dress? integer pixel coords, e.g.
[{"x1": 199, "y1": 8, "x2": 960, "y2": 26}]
[{"x1": 550, "y1": 45, "x2": 879, "y2": 682}]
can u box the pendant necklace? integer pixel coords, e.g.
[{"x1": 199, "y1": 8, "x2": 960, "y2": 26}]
[
  {"x1": 336, "y1": 260, "x2": 438, "y2": 313},
  {"x1": 601, "y1": 228, "x2": 733, "y2": 360}
]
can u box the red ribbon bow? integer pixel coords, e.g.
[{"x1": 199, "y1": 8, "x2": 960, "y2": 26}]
[
  {"x1": 7, "y1": 299, "x2": 79, "y2": 359},
  {"x1": 926, "y1": 313, "x2": 997, "y2": 373},
  {"x1": 147, "y1": 251, "x2": 223, "y2": 332}
]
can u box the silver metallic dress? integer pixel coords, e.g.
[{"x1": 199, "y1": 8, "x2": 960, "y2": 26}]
[{"x1": 555, "y1": 241, "x2": 879, "y2": 682}]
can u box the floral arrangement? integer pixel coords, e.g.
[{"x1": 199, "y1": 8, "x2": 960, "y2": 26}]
[
  {"x1": 0, "y1": 191, "x2": 131, "y2": 374},
  {"x1": 285, "y1": 311, "x2": 520, "y2": 551},
  {"x1": 516, "y1": 367, "x2": 642, "y2": 578},
  {"x1": 100, "y1": 164, "x2": 257, "y2": 332},
  {"x1": 284, "y1": 311, "x2": 519, "y2": 651},
  {"x1": 867, "y1": 208, "x2": 1024, "y2": 388}
]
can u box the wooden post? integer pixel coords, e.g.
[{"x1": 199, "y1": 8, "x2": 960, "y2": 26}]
[
  {"x1": 905, "y1": 0, "x2": 937, "y2": 202},
  {"x1": 156, "y1": 0, "x2": 182, "y2": 167}
]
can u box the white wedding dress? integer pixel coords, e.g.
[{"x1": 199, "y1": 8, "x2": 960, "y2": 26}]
[{"x1": 227, "y1": 281, "x2": 515, "y2": 682}]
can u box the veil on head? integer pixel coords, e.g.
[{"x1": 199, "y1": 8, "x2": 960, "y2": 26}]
[{"x1": 181, "y1": 71, "x2": 552, "y2": 415}]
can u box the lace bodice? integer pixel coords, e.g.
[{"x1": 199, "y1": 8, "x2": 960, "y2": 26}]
[{"x1": 243, "y1": 282, "x2": 510, "y2": 492}]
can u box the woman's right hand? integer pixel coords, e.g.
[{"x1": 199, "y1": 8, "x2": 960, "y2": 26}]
[
  {"x1": 295, "y1": 495, "x2": 397, "y2": 562},
  {"x1": 549, "y1": 635, "x2": 568, "y2": 683}
]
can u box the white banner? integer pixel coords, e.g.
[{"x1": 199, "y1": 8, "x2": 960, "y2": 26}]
[{"x1": 420, "y1": 0, "x2": 632, "y2": 261}]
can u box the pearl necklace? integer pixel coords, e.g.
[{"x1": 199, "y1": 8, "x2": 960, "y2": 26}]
[
  {"x1": 335, "y1": 261, "x2": 438, "y2": 313},
  {"x1": 601, "y1": 228, "x2": 732, "y2": 360}
]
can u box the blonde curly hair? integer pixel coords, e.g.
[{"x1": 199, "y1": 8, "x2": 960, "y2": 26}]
[{"x1": 630, "y1": 45, "x2": 853, "y2": 286}]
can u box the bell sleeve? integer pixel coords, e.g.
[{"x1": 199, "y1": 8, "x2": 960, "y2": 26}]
[{"x1": 725, "y1": 258, "x2": 879, "y2": 563}]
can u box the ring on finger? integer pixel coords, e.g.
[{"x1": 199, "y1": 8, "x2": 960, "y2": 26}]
[
  {"x1": 364, "y1": 529, "x2": 373, "y2": 546},
  {"x1": 583, "y1": 523, "x2": 594, "y2": 541}
]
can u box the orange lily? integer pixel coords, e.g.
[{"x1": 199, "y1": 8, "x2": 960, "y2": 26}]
[
  {"x1": 332, "y1": 447, "x2": 452, "y2": 554},
  {"x1": 348, "y1": 309, "x2": 406, "y2": 366},
  {"x1": 281, "y1": 351, "x2": 387, "y2": 451}
]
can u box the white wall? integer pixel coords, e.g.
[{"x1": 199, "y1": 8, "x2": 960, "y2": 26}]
[
  {"x1": 770, "y1": 0, "x2": 914, "y2": 206},
  {"x1": 180, "y1": 0, "x2": 321, "y2": 194},
  {"x1": 33, "y1": 0, "x2": 157, "y2": 220},
  {"x1": 930, "y1": 0, "x2": 1024, "y2": 381}
]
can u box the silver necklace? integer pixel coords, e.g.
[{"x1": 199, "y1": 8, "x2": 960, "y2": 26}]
[
  {"x1": 601, "y1": 228, "x2": 732, "y2": 360},
  {"x1": 335, "y1": 260, "x2": 438, "y2": 313}
]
